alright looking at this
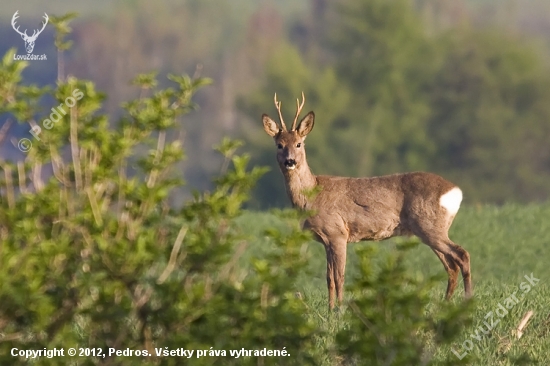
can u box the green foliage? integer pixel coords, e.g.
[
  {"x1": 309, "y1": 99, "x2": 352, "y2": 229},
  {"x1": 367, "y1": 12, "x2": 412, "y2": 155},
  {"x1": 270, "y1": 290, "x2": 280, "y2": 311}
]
[
  {"x1": 0, "y1": 50, "x2": 50, "y2": 121},
  {"x1": 0, "y1": 42, "x2": 318, "y2": 364},
  {"x1": 49, "y1": 12, "x2": 79, "y2": 51}
]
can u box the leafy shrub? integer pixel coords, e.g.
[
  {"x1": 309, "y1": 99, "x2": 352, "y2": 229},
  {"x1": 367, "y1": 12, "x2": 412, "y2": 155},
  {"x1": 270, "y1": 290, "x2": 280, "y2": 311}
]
[{"x1": 0, "y1": 38, "x2": 318, "y2": 364}]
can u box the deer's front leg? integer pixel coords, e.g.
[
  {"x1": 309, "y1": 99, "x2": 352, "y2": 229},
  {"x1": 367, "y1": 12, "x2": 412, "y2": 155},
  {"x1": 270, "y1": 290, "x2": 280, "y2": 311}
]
[
  {"x1": 332, "y1": 240, "x2": 347, "y2": 306},
  {"x1": 324, "y1": 245, "x2": 336, "y2": 310}
]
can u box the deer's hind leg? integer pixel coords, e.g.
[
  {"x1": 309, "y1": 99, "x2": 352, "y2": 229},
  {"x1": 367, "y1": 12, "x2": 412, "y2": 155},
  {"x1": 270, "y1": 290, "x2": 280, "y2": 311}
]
[
  {"x1": 420, "y1": 232, "x2": 472, "y2": 299},
  {"x1": 431, "y1": 248, "x2": 460, "y2": 299},
  {"x1": 448, "y1": 240, "x2": 472, "y2": 298}
]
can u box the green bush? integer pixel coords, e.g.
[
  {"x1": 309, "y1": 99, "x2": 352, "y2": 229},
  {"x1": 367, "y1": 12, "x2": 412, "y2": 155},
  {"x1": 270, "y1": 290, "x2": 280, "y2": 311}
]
[{"x1": 0, "y1": 37, "x2": 319, "y2": 364}]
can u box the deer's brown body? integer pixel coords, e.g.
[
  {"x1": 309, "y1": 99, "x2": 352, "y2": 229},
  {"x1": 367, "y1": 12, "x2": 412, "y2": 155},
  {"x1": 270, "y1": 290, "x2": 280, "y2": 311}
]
[{"x1": 263, "y1": 93, "x2": 472, "y2": 309}]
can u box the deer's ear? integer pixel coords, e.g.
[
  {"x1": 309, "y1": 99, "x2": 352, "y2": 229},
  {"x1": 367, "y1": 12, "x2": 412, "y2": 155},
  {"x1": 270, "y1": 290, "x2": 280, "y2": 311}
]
[
  {"x1": 262, "y1": 114, "x2": 280, "y2": 137},
  {"x1": 297, "y1": 111, "x2": 314, "y2": 137}
]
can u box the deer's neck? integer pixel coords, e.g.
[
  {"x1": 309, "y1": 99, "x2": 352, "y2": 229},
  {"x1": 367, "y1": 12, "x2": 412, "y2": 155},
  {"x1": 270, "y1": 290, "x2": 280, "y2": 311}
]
[{"x1": 282, "y1": 162, "x2": 317, "y2": 210}]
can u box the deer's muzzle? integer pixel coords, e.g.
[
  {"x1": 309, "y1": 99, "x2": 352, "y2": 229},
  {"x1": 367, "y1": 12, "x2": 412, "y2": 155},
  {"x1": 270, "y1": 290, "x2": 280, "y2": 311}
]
[{"x1": 284, "y1": 159, "x2": 297, "y2": 170}]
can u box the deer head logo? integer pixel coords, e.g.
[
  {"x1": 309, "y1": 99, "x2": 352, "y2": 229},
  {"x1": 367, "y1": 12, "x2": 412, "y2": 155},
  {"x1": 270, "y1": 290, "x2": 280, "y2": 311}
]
[{"x1": 11, "y1": 11, "x2": 49, "y2": 54}]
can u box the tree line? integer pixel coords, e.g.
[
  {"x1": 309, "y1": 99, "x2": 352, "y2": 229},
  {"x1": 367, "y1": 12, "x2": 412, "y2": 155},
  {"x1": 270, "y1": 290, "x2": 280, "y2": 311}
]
[
  {"x1": 240, "y1": 0, "x2": 550, "y2": 207},
  {"x1": 1, "y1": 0, "x2": 549, "y2": 207}
]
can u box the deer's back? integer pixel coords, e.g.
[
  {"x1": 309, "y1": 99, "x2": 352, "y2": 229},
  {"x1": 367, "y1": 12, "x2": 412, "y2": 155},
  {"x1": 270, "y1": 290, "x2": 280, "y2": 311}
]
[{"x1": 305, "y1": 172, "x2": 460, "y2": 243}]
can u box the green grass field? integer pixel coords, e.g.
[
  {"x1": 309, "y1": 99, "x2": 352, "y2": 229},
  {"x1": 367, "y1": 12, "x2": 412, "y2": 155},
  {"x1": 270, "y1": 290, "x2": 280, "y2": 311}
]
[{"x1": 236, "y1": 203, "x2": 550, "y2": 365}]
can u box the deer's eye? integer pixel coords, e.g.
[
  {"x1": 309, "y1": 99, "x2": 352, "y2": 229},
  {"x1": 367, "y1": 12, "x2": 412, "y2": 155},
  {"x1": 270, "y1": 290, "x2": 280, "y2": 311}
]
[
  {"x1": 277, "y1": 143, "x2": 283, "y2": 149},
  {"x1": 296, "y1": 143, "x2": 301, "y2": 148}
]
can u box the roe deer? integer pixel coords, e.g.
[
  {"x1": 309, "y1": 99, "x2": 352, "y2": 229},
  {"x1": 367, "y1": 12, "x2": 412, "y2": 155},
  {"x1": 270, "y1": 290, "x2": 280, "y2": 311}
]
[{"x1": 262, "y1": 92, "x2": 472, "y2": 309}]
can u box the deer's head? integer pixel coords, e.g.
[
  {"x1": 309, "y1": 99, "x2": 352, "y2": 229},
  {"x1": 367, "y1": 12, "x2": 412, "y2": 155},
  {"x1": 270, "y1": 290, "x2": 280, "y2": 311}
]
[
  {"x1": 262, "y1": 92, "x2": 314, "y2": 172},
  {"x1": 11, "y1": 11, "x2": 49, "y2": 54}
]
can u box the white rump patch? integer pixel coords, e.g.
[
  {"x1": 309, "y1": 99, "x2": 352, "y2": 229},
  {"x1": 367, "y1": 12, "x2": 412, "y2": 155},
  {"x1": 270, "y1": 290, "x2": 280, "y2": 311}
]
[{"x1": 439, "y1": 187, "x2": 463, "y2": 215}]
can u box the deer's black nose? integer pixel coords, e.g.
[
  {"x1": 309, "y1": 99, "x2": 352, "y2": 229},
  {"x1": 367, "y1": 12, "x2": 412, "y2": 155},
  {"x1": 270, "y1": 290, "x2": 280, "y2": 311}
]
[{"x1": 284, "y1": 159, "x2": 296, "y2": 169}]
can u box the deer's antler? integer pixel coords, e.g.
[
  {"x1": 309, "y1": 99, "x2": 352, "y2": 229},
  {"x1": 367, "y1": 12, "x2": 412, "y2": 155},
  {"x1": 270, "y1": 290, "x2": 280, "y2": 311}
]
[
  {"x1": 11, "y1": 11, "x2": 27, "y2": 37},
  {"x1": 273, "y1": 93, "x2": 287, "y2": 132},
  {"x1": 291, "y1": 91, "x2": 305, "y2": 131}
]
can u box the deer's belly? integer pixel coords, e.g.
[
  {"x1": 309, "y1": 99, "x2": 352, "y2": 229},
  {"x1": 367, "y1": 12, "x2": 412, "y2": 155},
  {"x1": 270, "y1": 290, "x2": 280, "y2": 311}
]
[
  {"x1": 347, "y1": 221, "x2": 404, "y2": 243},
  {"x1": 302, "y1": 212, "x2": 407, "y2": 244}
]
